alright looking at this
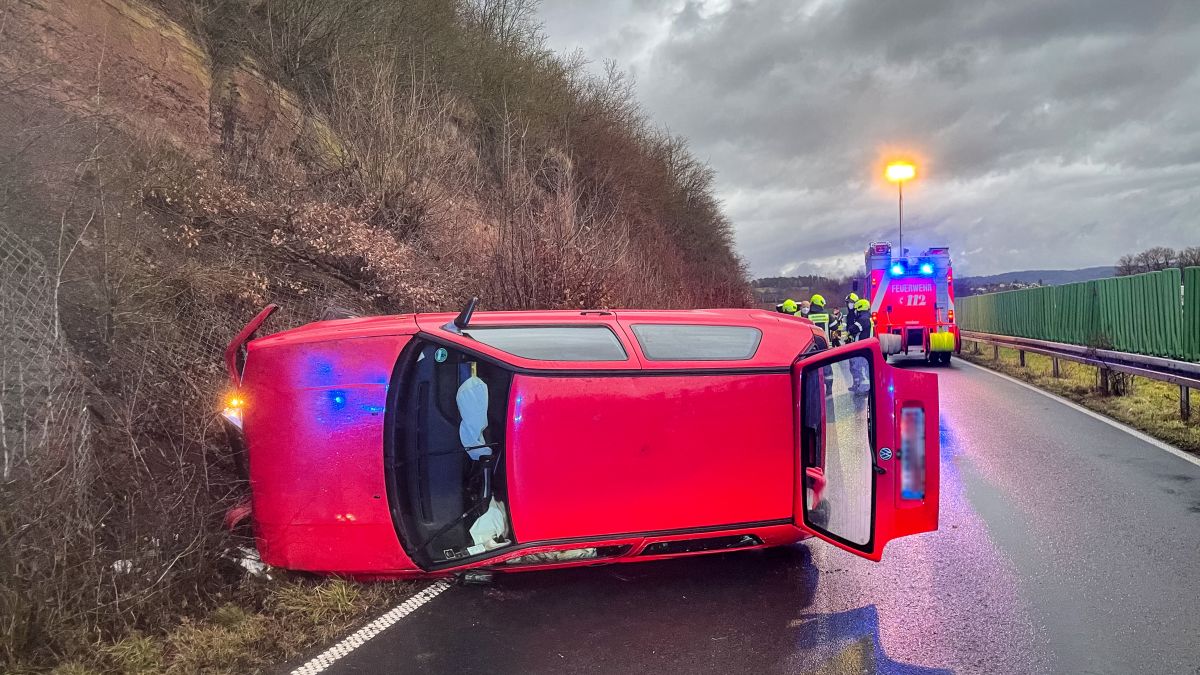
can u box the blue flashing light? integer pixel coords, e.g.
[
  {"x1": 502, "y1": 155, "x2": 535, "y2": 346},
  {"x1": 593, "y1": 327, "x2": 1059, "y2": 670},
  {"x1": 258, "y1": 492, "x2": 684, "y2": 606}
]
[
  {"x1": 920, "y1": 263, "x2": 934, "y2": 275},
  {"x1": 512, "y1": 394, "x2": 525, "y2": 426},
  {"x1": 890, "y1": 264, "x2": 905, "y2": 275},
  {"x1": 329, "y1": 390, "x2": 348, "y2": 410}
]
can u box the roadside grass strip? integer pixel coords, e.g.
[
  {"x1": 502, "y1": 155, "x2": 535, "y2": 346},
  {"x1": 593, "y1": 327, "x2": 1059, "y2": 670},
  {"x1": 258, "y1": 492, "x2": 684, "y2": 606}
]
[
  {"x1": 290, "y1": 580, "x2": 452, "y2": 675},
  {"x1": 957, "y1": 357, "x2": 1200, "y2": 468}
]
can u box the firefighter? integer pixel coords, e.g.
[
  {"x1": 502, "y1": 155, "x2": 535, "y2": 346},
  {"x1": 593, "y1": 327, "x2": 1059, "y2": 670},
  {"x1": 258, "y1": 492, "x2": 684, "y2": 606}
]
[
  {"x1": 807, "y1": 294, "x2": 831, "y2": 338},
  {"x1": 830, "y1": 307, "x2": 845, "y2": 346},
  {"x1": 845, "y1": 292, "x2": 859, "y2": 314},
  {"x1": 848, "y1": 298, "x2": 873, "y2": 342},
  {"x1": 848, "y1": 298, "x2": 873, "y2": 394},
  {"x1": 775, "y1": 298, "x2": 799, "y2": 315}
]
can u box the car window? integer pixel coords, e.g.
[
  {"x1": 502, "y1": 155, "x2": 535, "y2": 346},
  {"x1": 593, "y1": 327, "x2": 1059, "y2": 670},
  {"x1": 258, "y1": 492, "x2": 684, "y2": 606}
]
[
  {"x1": 631, "y1": 324, "x2": 763, "y2": 361},
  {"x1": 461, "y1": 326, "x2": 628, "y2": 361}
]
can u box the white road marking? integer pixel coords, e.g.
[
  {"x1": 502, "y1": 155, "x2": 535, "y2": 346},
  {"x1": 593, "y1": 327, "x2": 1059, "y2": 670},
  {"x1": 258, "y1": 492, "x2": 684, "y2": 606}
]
[
  {"x1": 955, "y1": 358, "x2": 1200, "y2": 469},
  {"x1": 290, "y1": 580, "x2": 452, "y2": 675}
]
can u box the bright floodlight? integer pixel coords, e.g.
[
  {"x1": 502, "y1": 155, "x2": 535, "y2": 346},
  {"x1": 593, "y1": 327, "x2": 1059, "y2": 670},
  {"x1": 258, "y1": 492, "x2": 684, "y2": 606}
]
[{"x1": 886, "y1": 161, "x2": 916, "y2": 183}]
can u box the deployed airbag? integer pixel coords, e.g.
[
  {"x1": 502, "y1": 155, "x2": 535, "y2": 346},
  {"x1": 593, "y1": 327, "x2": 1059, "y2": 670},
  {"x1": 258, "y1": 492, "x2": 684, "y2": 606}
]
[
  {"x1": 456, "y1": 366, "x2": 491, "y2": 460},
  {"x1": 468, "y1": 498, "x2": 510, "y2": 555}
]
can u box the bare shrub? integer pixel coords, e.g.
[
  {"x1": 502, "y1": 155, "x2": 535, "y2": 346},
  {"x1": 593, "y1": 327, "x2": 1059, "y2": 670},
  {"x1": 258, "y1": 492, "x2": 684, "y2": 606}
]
[
  {"x1": 319, "y1": 54, "x2": 479, "y2": 237},
  {"x1": 489, "y1": 148, "x2": 631, "y2": 309}
]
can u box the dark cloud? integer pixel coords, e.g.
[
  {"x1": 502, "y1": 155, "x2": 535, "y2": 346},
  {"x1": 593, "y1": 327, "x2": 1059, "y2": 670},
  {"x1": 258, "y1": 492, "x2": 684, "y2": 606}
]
[{"x1": 540, "y1": 0, "x2": 1200, "y2": 276}]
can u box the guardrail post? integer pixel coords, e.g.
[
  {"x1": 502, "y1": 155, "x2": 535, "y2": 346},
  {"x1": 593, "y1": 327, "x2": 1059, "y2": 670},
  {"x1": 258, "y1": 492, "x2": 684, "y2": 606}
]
[
  {"x1": 1183, "y1": 386, "x2": 1192, "y2": 422},
  {"x1": 992, "y1": 344, "x2": 999, "y2": 360},
  {"x1": 1018, "y1": 350, "x2": 1026, "y2": 367},
  {"x1": 1098, "y1": 367, "x2": 1110, "y2": 395},
  {"x1": 1052, "y1": 357, "x2": 1061, "y2": 378}
]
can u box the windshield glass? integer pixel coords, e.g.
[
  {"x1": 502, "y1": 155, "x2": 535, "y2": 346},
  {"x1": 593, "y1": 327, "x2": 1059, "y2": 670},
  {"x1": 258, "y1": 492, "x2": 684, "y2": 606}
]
[
  {"x1": 462, "y1": 325, "x2": 628, "y2": 361},
  {"x1": 631, "y1": 324, "x2": 762, "y2": 360},
  {"x1": 387, "y1": 341, "x2": 514, "y2": 567}
]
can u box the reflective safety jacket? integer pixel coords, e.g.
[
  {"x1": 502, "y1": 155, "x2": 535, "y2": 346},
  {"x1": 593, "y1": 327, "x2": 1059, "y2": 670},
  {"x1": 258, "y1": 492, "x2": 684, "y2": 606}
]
[{"x1": 807, "y1": 304, "x2": 831, "y2": 337}]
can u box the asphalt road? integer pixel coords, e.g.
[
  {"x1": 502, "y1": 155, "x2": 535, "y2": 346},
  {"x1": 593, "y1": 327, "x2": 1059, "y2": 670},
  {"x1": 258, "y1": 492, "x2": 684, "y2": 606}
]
[{"x1": 290, "y1": 358, "x2": 1200, "y2": 675}]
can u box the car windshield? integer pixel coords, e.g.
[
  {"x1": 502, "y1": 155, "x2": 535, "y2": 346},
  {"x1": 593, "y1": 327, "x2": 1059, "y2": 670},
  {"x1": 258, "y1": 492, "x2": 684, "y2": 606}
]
[{"x1": 387, "y1": 341, "x2": 515, "y2": 567}]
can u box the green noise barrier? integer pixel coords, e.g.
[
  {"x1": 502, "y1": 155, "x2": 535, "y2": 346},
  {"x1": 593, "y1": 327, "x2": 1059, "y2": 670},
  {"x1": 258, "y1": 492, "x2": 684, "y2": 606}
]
[{"x1": 957, "y1": 267, "x2": 1198, "y2": 362}]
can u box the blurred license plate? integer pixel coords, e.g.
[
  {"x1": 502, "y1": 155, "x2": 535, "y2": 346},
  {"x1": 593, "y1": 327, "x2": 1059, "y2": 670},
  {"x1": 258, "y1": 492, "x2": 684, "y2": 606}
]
[{"x1": 900, "y1": 407, "x2": 925, "y2": 500}]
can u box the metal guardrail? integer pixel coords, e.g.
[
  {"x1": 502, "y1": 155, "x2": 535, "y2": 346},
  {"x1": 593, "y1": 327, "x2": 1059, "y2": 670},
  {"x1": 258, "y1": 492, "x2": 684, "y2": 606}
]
[{"x1": 961, "y1": 330, "x2": 1197, "y2": 421}]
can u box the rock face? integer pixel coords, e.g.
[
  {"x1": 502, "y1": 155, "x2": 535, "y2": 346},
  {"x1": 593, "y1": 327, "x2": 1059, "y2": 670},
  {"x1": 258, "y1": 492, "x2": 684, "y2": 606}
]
[{"x1": 2, "y1": 0, "x2": 317, "y2": 159}]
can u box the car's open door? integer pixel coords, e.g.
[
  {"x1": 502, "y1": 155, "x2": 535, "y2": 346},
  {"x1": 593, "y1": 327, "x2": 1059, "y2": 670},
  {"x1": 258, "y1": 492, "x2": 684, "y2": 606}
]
[{"x1": 793, "y1": 338, "x2": 939, "y2": 561}]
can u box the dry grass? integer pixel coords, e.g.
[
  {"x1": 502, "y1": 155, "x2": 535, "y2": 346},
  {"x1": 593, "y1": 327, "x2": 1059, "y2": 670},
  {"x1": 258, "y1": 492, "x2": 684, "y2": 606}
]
[
  {"x1": 26, "y1": 578, "x2": 417, "y2": 675},
  {"x1": 960, "y1": 345, "x2": 1200, "y2": 454}
]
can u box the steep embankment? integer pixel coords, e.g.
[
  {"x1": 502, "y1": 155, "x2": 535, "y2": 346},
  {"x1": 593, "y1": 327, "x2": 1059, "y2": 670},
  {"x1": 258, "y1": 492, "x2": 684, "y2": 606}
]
[{"x1": 0, "y1": 0, "x2": 751, "y2": 670}]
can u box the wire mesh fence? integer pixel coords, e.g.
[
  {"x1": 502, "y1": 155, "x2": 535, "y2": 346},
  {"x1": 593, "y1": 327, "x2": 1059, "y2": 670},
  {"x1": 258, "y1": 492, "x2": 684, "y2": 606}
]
[{"x1": 0, "y1": 225, "x2": 91, "y2": 482}]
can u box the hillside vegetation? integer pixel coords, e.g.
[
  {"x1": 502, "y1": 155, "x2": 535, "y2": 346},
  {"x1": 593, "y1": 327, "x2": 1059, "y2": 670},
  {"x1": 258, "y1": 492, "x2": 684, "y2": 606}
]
[{"x1": 0, "y1": 0, "x2": 750, "y2": 670}]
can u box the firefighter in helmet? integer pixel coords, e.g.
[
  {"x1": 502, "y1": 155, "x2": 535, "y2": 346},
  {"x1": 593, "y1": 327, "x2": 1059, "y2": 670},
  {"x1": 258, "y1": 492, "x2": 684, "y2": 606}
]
[
  {"x1": 848, "y1": 298, "x2": 873, "y2": 342},
  {"x1": 807, "y1": 294, "x2": 831, "y2": 338},
  {"x1": 848, "y1": 298, "x2": 873, "y2": 394},
  {"x1": 775, "y1": 298, "x2": 800, "y2": 315}
]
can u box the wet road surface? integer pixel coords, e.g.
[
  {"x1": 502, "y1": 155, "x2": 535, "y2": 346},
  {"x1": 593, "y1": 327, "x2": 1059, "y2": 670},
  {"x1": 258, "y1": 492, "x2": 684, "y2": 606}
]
[{"x1": 292, "y1": 359, "x2": 1200, "y2": 674}]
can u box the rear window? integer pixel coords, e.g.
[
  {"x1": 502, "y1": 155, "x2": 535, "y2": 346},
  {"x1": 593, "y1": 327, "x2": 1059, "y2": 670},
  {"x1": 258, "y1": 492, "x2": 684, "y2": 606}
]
[
  {"x1": 631, "y1": 324, "x2": 763, "y2": 361},
  {"x1": 462, "y1": 326, "x2": 628, "y2": 361}
]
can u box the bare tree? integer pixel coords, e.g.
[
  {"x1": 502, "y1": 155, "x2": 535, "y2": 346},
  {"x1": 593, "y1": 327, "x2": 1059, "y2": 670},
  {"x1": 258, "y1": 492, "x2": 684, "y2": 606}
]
[
  {"x1": 1178, "y1": 246, "x2": 1200, "y2": 269},
  {"x1": 1116, "y1": 246, "x2": 1187, "y2": 275}
]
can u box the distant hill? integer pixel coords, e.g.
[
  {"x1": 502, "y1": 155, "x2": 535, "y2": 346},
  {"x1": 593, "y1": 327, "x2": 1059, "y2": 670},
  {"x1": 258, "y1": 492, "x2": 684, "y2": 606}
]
[
  {"x1": 954, "y1": 266, "x2": 1115, "y2": 297},
  {"x1": 957, "y1": 266, "x2": 1116, "y2": 288}
]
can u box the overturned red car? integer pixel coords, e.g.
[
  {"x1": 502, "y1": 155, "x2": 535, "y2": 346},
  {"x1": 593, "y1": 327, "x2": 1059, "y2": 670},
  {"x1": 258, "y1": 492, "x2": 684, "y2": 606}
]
[{"x1": 221, "y1": 300, "x2": 939, "y2": 578}]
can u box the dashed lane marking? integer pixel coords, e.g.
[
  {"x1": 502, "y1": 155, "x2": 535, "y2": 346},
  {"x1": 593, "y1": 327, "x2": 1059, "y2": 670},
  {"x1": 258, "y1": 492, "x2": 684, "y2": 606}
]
[
  {"x1": 290, "y1": 580, "x2": 452, "y2": 675},
  {"x1": 956, "y1": 358, "x2": 1200, "y2": 469}
]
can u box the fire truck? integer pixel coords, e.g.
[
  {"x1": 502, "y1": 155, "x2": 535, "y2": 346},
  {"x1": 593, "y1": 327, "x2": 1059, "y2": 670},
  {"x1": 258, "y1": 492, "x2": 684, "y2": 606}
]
[{"x1": 863, "y1": 241, "x2": 958, "y2": 364}]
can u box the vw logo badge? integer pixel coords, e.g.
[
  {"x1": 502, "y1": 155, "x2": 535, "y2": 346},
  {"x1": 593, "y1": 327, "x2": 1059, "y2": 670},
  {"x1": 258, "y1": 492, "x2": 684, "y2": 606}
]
[{"x1": 879, "y1": 447, "x2": 893, "y2": 461}]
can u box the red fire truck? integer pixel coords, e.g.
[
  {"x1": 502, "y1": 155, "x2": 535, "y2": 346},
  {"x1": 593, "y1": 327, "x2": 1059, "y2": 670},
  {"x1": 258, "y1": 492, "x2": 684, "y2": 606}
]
[{"x1": 863, "y1": 242, "x2": 959, "y2": 364}]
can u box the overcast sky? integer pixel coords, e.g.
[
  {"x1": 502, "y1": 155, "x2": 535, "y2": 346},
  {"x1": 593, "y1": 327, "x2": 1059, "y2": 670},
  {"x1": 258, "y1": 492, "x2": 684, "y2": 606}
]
[{"x1": 538, "y1": 0, "x2": 1200, "y2": 278}]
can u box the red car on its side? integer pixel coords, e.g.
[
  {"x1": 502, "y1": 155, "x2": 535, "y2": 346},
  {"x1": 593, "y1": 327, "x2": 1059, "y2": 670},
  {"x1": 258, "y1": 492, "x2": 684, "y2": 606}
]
[{"x1": 221, "y1": 301, "x2": 939, "y2": 579}]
